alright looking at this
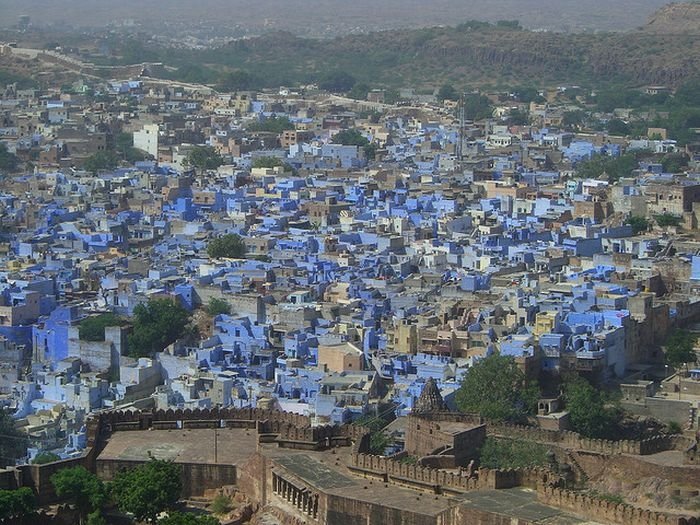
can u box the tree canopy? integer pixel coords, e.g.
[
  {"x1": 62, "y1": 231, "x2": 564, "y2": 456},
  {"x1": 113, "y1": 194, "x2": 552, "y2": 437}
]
[
  {"x1": 563, "y1": 375, "x2": 620, "y2": 439},
  {"x1": 478, "y1": 437, "x2": 549, "y2": 469},
  {"x1": 185, "y1": 146, "x2": 223, "y2": 173},
  {"x1": 247, "y1": 115, "x2": 295, "y2": 134},
  {"x1": 655, "y1": 213, "x2": 683, "y2": 228},
  {"x1": 0, "y1": 488, "x2": 36, "y2": 520},
  {"x1": 116, "y1": 132, "x2": 148, "y2": 162},
  {"x1": 664, "y1": 329, "x2": 697, "y2": 370},
  {"x1": 111, "y1": 459, "x2": 183, "y2": 524},
  {"x1": 318, "y1": 71, "x2": 356, "y2": 93},
  {"x1": 0, "y1": 143, "x2": 19, "y2": 172},
  {"x1": 207, "y1": 233, "x2": 246, "y2": 259},
  {"x1": 252, "y1": 156, "x2": 292, "y2": 171},
  {"x1": 83, "y1": 151, "x2": 118, "y2": 173},
  {"x1": 32, "y1": 451, "x2": 61, "y2": 464},
  {"x1": 625, "y1": 216, "x2": 649, "y2": 235},
  {"x1": 331, "y1": 129, "x2": 377, "y2": 159},
  {"x1": 575, "y1": 152, "x2": 638, "y2": 182},
  {"x1": 206, "y1": 297, "x2": 231, "y2": 316},
  {"x1": 51, "y1": 466, "x2": 106, "y2": 525},
  {"x1": 0, "y1": 409, "x2": 27, "y2": 467},
  {"x1": 454, "y1": 353, "x2": 538, "y2": 423},
  {"x1": 218, "y1": 70, "x2": 262, "y2": 92},
  {"x1": 127, "y1": 298, "x2": 193, "y2": 357},
  {"x1": 437, "y1": 83, "x2": 459, "y2": 102},
  {"x1": 79, "y1": 313, "x2": 125, "y2": 342}
]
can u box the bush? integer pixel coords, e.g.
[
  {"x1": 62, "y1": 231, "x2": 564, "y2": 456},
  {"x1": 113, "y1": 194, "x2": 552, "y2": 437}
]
[
  {"x1": 127, "y1": 298, "x2": 193, "y2": 357},
  {"x1": 206, "y1": 297, "x2": 231, "y2": 316},
  {"x1": 478, "y1": 438, "x2": 549, "y2": 469},
  {"x1": 666, "y1": 421, "x2": 682, "y2": 434},
  {"x1": 626, "y1": 216, "x2": 649, "y2": 235},
  {"x1": 111, "y1": 459, "x2": 182, "y2": 524},
  {"x1": 454, "y1": 354, "x2": 538, "y2": 423},
  {"x1": 655, "y1": 213, "x2": 682, "y2": 228},
  {"x1": 207, "y1": 234, "x2": 246, "y2": 259},
  {"x1": 209, "y1": 493, "x2": 234, "y2": 515},
  {"x1": 32, "y1": 452, "x2": 61, "y2": 464},
  {"x1": 79, "y1": 313, "x2": 124, "y2": 341},
  {"x1": 0, "y1": 487, "x2": 36, "y2": 520}
]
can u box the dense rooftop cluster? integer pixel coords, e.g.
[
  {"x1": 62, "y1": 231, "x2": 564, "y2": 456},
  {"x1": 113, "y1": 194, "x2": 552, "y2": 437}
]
[{"x1": 0, "y1": 69, "x2": 699, "y2": 469}]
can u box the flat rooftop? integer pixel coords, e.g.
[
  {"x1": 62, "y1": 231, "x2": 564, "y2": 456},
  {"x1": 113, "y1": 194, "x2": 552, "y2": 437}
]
[{"x1": 97, "y1": 428, "x2": 258, "y2": 465}]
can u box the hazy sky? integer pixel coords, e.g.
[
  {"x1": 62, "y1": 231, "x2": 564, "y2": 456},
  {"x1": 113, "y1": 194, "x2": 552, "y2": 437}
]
[{"x1": 0, "y1": 0, "x2": 671, "y2": 33}]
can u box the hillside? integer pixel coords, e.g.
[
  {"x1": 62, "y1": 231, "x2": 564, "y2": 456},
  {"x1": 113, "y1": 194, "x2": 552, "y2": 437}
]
[
  {"x1": 157, "y1": 23, "x2": 700, "y2": 89},
  {"x1": 643, "y1": 2, "x2": 700, "y2": 33}
]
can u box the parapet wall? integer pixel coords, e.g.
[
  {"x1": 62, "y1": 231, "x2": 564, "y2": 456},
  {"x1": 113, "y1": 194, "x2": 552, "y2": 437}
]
[
  {"x1": 412, "y1": 412, "x2": 690, "y2": 456},
  {"x1": 537, "y1": 485, "x2": 699, "y2": 525},
  {"x1": 348, "y1": 452, "x2": 550, "y2": 494}
]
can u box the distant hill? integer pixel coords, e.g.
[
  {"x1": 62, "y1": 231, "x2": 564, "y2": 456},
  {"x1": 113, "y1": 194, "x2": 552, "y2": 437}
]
[
  {"x1": 166, "y1": 21, "x2": 700, "y2": 89},
  {"x1": 0, "y1": 0, "x2": 671, "y2": 34},
  {"x1": 643, "y1": 2, "x2": 700, "y2": 33}
]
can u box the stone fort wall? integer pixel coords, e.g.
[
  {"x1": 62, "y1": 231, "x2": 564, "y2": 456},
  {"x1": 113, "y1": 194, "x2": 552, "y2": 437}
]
[{"x1": 411, "y1": 412, "x2": 695, "y2": 457}]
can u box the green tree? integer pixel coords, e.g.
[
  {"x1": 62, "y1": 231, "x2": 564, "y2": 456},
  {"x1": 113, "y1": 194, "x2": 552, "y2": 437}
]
[
  {"x1": 674, "y1": 78, "x2": 700, "y2": 106},
  {"x1": 79, "y1": 313, "x2": 124, "y2": 342},
  {"x1": 348, "y1": 82, "x2": 370, "y2": 101},
  {"x1": 247, "y1": 116, "x2": 295, "y2": 133},
  {"x1": 454, "y1": 354, "x2": 538, "y2": 423},
  {"x1": 0, "y1": 409, "x2": 27, "y2": 467},
  {"x1": 207, "y1": 233, "x2": 246, "y2": 259},
  {"x1": 508, "y1": 109, "x2": 529, "y2": 126},
  {"x1": 462, "y1": 93, "x2": 493, "y2": 120},
  {"x1": 209, "y1": 493, "x2": 234, "y2": 514},
  {"x1": 32, "y1": 451, "x2": 61, "y2": 464},
  {"x1": 563, "y1": 376, "x2": 619, "y2": 439},
  {"x1": 0, "y1": 487, "x2": 36, "y2": 520},
  {"x1": 185, "y1": 146, "x2": 223, "y2": 174},
  {"x1": 664, "y1": 329, "x2": 697, "y2": 370},
  {"x1": 606, "y1": 118, "x2": 630, "y2": 136},
  {"x1": 331, "y1": 129, "x2": 377, "y2": 160},
  {"x1": 562, "y1": 110, "x2": 585, "y2": 130},
  {"x1": 576, "y1": 152, "x2": 638, "y2": 182},
  {"x1": 115, "y1": 132, "x2": 148, "y2": 162},
  {"x1": 206, "y1": 297, "x2": 231, "y2": 316},
  {"x1": 128, "y1": 298, "x2": 193, "y2": 357},
  {"x1": 478, "y1": 438, "x2": 549, "y2": 469},
  {"x1": 512, "y1": 86, "x2": 541, "y2": 103},
  {"x1": 318, "y1": 71, "x2": 356, "y2": 93},
  {"x1": 218, "y1": 70, "x2": 262, "y2": 92},
  {"x1": 83, "y1": 151, "x2": 118, "y2": 173},
  {"x1": 0, "y1": 143, "x2": 19, "y2": 172},
  {"x1": 353, "y1": 415, "x2": 391, "y2": 455},
  {"x1": 332, "y1": 129, "x2": 369, "y2": 147},
  {"x1": 437, "y1": 83, "x2": 459, "y2": 102},
  {"x1": 111, "y1": 459, "x2": 183, "y2": 524},
  {"x1": 158, "y1": 512, "x2": 219, "y2": 525},
  {"x1": 625, "y1": 216, "x2": 649, "y2": 235},
  {"x1": 252, "y1": 156, "x2": 290, "y2": 170},
  {"x1": 51, "y1": 466, "x2": 106, "y2": 525},
  {"x1": 661, "y1": 152, "x2": 689, "y2": 173},
  {"x1": 655, "y1": 213, "x2": 682, "y2": 227}
]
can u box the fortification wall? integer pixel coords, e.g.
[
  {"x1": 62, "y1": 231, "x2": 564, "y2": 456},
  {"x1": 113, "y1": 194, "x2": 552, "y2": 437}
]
[
  {"x1": 348, "y1": 453, "x2": 550, "y2": 495},
  {"x1": 413, "y1": 412, "x2": 688, "y2": 456},
  {"x1": 96, "y1": 458, "x2": 236, "y2": 498},
  {"x1": 537, "y1": 485, "x2": 699, "y2": 525}
]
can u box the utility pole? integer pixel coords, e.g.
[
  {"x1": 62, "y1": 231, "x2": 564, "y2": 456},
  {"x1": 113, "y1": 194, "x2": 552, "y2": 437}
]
[{"x1": 457, "y1": 93, "x2": 465, "y2": 172}]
